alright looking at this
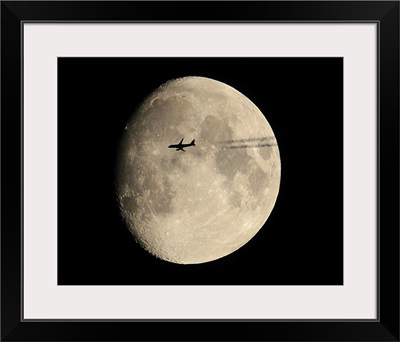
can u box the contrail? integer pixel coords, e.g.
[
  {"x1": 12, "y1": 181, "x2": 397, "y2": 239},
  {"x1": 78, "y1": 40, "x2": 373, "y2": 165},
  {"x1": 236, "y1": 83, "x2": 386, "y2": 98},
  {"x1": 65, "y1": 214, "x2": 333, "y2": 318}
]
[
  {"x1": 219, "y1": 136, "x2": 277, "y2": 149},
  {"x1": 223, "y1": 143, "x2": 277, "y2": 149},
  {"x1": 220, "y1": 136, "x2": 276, "y2": 144}
]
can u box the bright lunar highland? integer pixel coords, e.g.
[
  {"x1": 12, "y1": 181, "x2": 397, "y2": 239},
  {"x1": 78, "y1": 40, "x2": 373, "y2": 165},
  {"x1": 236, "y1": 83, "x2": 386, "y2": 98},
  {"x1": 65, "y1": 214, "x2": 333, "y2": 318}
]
[{"x1": 116, "y1": 76, "x2": 281, "y2": 264}]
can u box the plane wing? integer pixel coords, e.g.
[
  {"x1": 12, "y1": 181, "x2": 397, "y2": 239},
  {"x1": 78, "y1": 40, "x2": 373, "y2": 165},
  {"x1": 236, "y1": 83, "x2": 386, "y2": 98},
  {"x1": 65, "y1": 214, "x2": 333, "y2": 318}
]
[{"x1": 179, "y1": 138, "x2": 184, "y2": 145}]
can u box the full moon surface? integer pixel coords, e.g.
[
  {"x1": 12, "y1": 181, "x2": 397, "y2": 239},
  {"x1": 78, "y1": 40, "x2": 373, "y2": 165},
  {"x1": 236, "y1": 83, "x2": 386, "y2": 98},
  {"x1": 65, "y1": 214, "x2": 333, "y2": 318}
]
[{"x1": 116, "y1": 76, "x2": 281, "y2": 264}]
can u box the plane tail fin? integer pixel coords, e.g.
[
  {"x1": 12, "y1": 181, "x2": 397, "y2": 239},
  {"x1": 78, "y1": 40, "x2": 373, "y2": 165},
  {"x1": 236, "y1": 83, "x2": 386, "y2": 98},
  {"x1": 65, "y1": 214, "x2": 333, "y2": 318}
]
[{"x1": 190, "y1": 139, "x2": 196, "y2": 146}]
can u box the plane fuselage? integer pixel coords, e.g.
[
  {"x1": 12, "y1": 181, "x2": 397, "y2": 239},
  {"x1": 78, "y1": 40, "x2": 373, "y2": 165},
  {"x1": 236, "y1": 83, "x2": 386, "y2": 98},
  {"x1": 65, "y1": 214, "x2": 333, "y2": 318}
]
[{"x1": 168, "y1": 138, "x2": 196, "y2": 152}]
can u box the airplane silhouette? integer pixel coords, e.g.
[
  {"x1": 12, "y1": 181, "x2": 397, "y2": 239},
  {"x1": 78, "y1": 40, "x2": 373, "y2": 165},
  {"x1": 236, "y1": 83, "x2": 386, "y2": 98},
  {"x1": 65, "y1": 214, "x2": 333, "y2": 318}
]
[{"x1": 168, "y1": 138, "x2": 196, "y2": 152}]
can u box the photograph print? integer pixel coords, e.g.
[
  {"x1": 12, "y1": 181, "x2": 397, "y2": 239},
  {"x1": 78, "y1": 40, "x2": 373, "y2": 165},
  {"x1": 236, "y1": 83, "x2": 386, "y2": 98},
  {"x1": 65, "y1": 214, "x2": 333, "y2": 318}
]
[{"x1": 57, "y1": 57, "x2": 343, "y2": 286}]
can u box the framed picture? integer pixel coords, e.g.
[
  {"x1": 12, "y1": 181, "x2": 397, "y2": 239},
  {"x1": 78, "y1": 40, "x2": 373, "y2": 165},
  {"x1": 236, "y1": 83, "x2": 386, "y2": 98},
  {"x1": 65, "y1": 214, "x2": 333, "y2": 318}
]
[{"x1": 2, "y1": 1, "x2": 399, "y2": 341}]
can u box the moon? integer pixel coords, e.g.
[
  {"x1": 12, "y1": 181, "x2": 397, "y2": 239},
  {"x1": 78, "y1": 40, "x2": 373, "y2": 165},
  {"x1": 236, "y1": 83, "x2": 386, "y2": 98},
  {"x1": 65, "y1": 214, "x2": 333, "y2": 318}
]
[{"x1": 116, "y1": 76, "x2": 281, "y2": 264}]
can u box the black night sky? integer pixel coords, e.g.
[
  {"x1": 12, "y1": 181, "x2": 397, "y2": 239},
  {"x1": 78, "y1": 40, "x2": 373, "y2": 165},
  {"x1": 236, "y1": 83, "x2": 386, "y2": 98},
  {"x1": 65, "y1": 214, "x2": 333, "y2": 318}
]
[{"x1": 58, "y1": 57, "x2": 343, "y2": 285}]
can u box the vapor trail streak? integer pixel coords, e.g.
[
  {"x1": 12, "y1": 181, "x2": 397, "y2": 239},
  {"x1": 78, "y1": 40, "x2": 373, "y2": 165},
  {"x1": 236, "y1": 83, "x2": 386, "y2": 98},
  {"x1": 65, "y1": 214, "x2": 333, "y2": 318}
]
[
  {"x1": 223, "y1": 143, "x2": 278, "y2": 149},
  {"x1": 221, "y1": 136, "x2": 276, "y2": 144}
]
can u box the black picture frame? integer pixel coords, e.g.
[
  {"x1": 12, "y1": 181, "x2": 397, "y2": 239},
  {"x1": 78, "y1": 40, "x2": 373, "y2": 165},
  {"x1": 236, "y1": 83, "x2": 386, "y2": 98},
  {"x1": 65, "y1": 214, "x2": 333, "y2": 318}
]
[{"x1": 1, "y1": 1, "x2": 398, "y2": 341}]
